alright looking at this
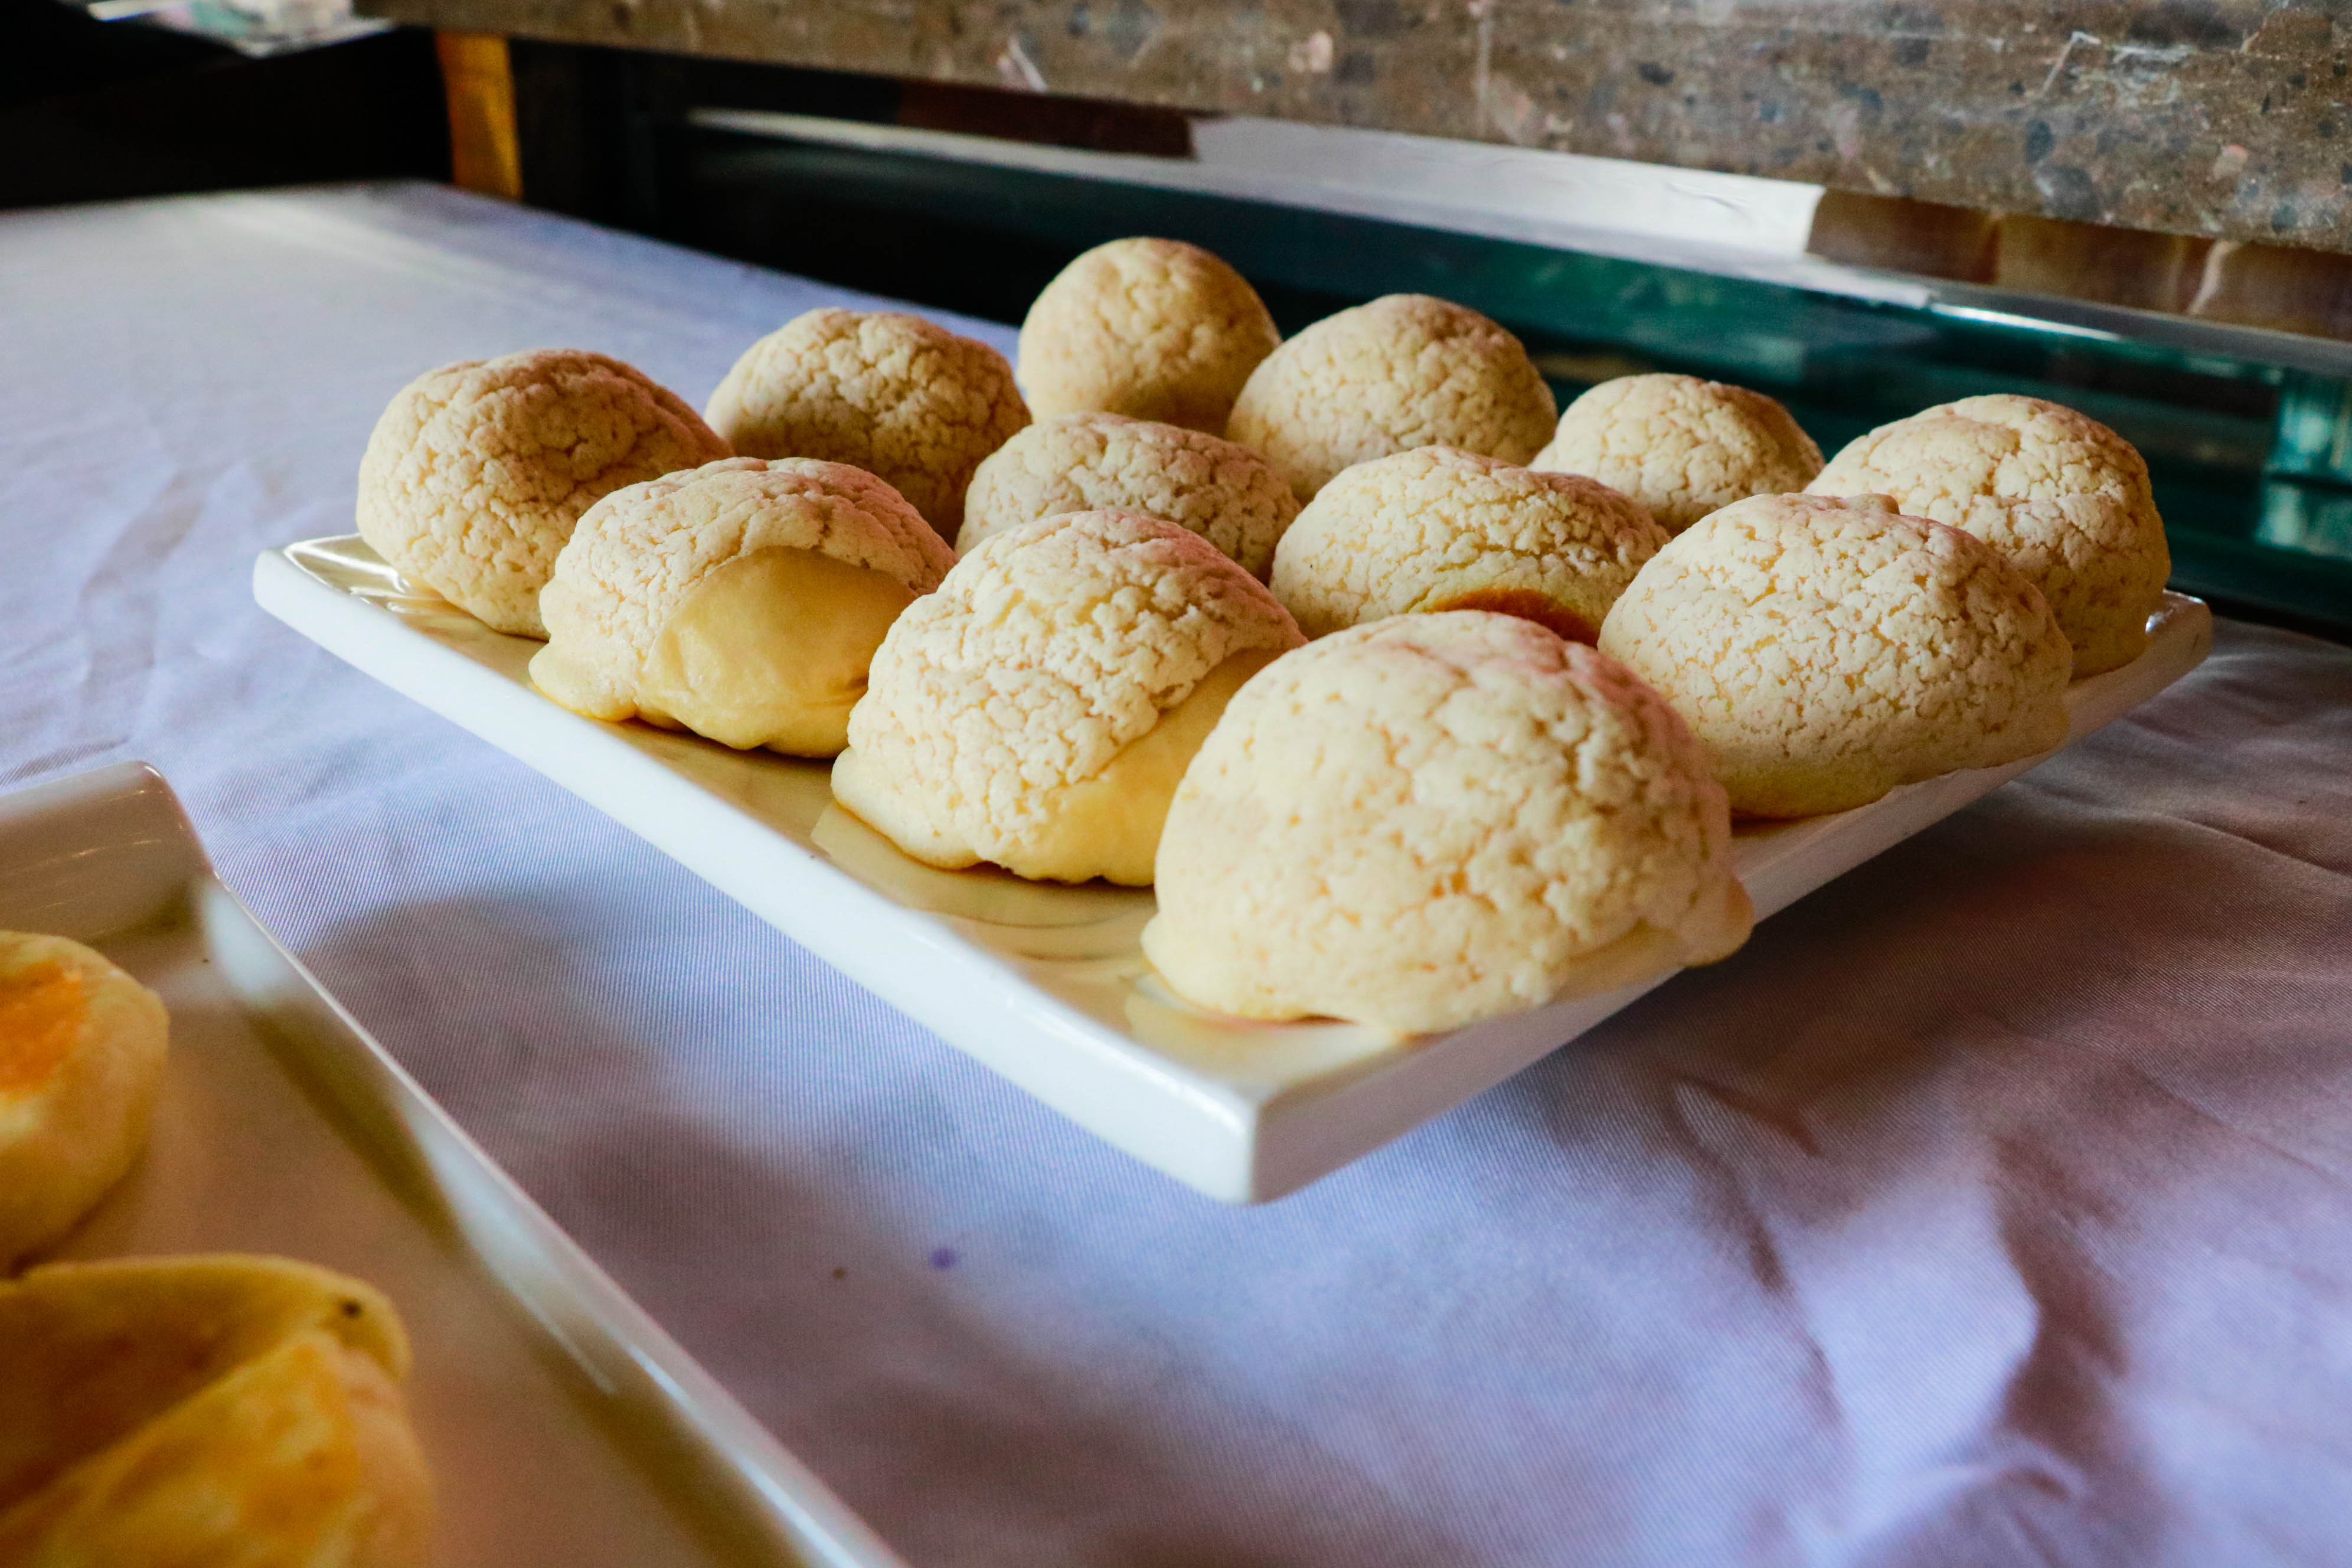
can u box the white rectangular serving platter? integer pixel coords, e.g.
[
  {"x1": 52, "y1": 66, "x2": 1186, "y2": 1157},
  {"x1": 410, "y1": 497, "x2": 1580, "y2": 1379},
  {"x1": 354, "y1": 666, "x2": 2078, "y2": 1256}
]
[
  {"x1": 257, "y1": 537, "x2": 2213, "y2": 1203},
  {"x1": 0, "y1": 760, "x2": 907, "y2": 1568}
]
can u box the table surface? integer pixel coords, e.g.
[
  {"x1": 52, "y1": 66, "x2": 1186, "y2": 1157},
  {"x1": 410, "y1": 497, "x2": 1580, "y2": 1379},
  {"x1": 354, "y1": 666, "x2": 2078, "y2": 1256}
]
[{"x1": 6, "y1": 181, "x2": 2350, "y2": 1567}]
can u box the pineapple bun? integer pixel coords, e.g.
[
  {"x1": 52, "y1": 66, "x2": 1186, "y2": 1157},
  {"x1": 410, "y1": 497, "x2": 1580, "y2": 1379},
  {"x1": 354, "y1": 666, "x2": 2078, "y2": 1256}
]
[
  {"x1": 1807, "y1": 393, "x2": 2168, "y2": 675},
  {"x1": 1142, "y1": 612, "x2": 1752, "y2": 1034},
  {"x1": 1268, "y1": 446, "x2": 1668, "y2": 642},
  {"x1": 355, "y1": 348, "x2": 731, "y2": 637},
  {"x1": 703, "y1": 308, "x2": 1030, "y2": 540},
  {"x1": 1533, "y1": 373, "x2": 1824, "y2": 533},
  {"x1": 1017, "y1": 237, "x2": 1280, "y2": 435},
  {"x1": 832, "y1": 509, "x2": 1303, "y2": 886},
  {"x1": 1224, "y1": 295, "x2": 1557, "y2": 502},
  {"x1": 958, "y1": 411, "x2": 1301, "y2": 579},
  {"x1": 531, "y1": 458, "x2": 955, "y2": 757},
  {"x1": 1598, "y1": 492, "x2": 2073, "y2": 819}
]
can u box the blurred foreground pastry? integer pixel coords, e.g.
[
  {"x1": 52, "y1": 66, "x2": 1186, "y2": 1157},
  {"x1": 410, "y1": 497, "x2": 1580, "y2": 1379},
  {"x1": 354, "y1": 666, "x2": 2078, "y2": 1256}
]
[
  {"x1": 1269, "y1": 446, "x2": 1667, "y2": 641},
  {"x1": 1808, "y1": 393, "x2": 2168, "y2": 675},
  {"x1": 357, "y1": 348, "x2": 730, "y2": 637},
  {"x1": 1017, "y1": 237, "x2": 1280, "y2": 435},
  {"x1": 833, "y1": 509, "x2": 1302, "y2": 886},
  {"x1": 1599, "y1": 493, "x2": 2072, "y2": 818},
  {"x1": 704, "y1": 308, "x2": 1028, "y2": 539},
  {"x1": 0, "y1": 932, "x2": 168, "y2": 1269},
  {"x1": 1225, "y1": 295, "x2": 1557, "y2": 501},
  {"x1": 1144, "y1": 613, "x2": 1750, "y2": 1033},
  {"x1": 958, "y1": 412, "x2": 1300, "y2": 579},
  {"x1": 533, "y1": 458, "x2": 954, "y2": 756},
  {"x1": 1533, "y1": 373, "x2": 1823, "y2": 533},
  {"x1": 0, "y1": 1255, "x2": 429, "y2": 1566}
]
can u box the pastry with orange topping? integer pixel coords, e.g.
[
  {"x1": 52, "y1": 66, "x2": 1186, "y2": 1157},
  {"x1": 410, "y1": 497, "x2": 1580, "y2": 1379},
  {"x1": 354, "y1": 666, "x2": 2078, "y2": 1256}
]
[{"x1": 0, "y1": 933, "x2": 169, "y2": 1268}]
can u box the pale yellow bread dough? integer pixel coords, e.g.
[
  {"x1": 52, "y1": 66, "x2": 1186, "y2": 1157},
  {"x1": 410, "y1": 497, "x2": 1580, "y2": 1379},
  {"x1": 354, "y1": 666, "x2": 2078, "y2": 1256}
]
[
  {"x1": 1598, "y1": 492, "x2": 2074, "y2": 818},
  {"x1": 1017, "y1": 237, "x2": 1281, "y2": 434},
  {"x1": 355, "y1": 348, "x2": 730, "y2": 638},
  {"x1": 1807, "y1": 393, "x2": 2168, "y2": 675},
  {"x1": 633, "y1": 548, "x2": 914, "y2": 754},
  {"x1": 832, "y1": 508, "x2": 1304, "y2": 885},
  {"x1": 532, "y1": 457, "x2": 954, "y2": 757},
  {"x1": 703, "y1": 308, "x2": 1029, "y2": 538},
  {"x1": 1142, "y1": 612, "x2": 1750, "y2": 1034},
  {"x1": 0, "y1": 932, "x2": 168, "y2": 1269},
  {"x1": 1533, "y1": 373, "x2": 1823, "y2": 533},
  {"x1": 0, "y1": 1255, "x2": 429, "y2": 1567},
  {"x1": 958, "y1": 411, "x2": 1300, "y2": 579},
  {"x1": 1224, "y1": 294, "x2": 1557, "y2": 501},
  {"x1": 1269, "y1": 445, "x2": 1668, "y2": 641}
]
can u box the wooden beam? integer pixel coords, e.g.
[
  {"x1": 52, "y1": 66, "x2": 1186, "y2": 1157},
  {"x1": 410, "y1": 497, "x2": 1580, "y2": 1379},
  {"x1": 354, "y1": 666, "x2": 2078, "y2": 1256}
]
[{"x1": 436, "y1": 30, "x2": 521, "y2": 201}]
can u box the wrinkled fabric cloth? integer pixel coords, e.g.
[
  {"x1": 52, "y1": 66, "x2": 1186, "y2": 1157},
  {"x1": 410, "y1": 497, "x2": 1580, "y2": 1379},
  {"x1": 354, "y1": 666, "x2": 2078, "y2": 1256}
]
[{"x1": 5, "y1": 184, "x2": 2349, "y2": 1567}]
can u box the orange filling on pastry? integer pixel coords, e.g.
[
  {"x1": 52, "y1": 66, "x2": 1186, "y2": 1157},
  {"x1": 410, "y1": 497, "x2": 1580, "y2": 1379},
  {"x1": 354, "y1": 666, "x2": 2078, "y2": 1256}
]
[{"x1": 0, "y1": 962, "x2": 83, "y2": 1097}]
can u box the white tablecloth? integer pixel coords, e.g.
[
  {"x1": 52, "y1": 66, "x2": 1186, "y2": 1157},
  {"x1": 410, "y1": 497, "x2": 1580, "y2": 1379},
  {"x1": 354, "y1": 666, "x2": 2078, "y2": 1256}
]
[{"x1": 6, "y1": 182, "x2": 2350, "y2": 1567}]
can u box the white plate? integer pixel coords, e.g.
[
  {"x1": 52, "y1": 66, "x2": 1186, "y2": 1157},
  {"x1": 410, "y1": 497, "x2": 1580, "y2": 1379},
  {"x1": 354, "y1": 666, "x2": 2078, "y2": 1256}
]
[
  {"x1": 256, "y1": 537, "x2": 2213, "y2": 1203},
  {"x1": 0, "y1": 761, "x2": 907, "y2": 1568}
]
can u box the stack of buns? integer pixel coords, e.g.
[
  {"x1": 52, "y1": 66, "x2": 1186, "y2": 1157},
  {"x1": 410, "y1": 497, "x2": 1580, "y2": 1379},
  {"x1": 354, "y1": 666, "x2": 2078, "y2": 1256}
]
[{"x1": 349, "y1": 235, "x2": 2170, "y2": 1037}]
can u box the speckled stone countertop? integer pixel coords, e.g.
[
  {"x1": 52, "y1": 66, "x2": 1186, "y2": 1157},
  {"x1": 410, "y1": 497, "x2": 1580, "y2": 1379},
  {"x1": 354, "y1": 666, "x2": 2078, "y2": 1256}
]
[{"x1": 365, "y1": 0, "x2": 2351, "y2": 253}]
